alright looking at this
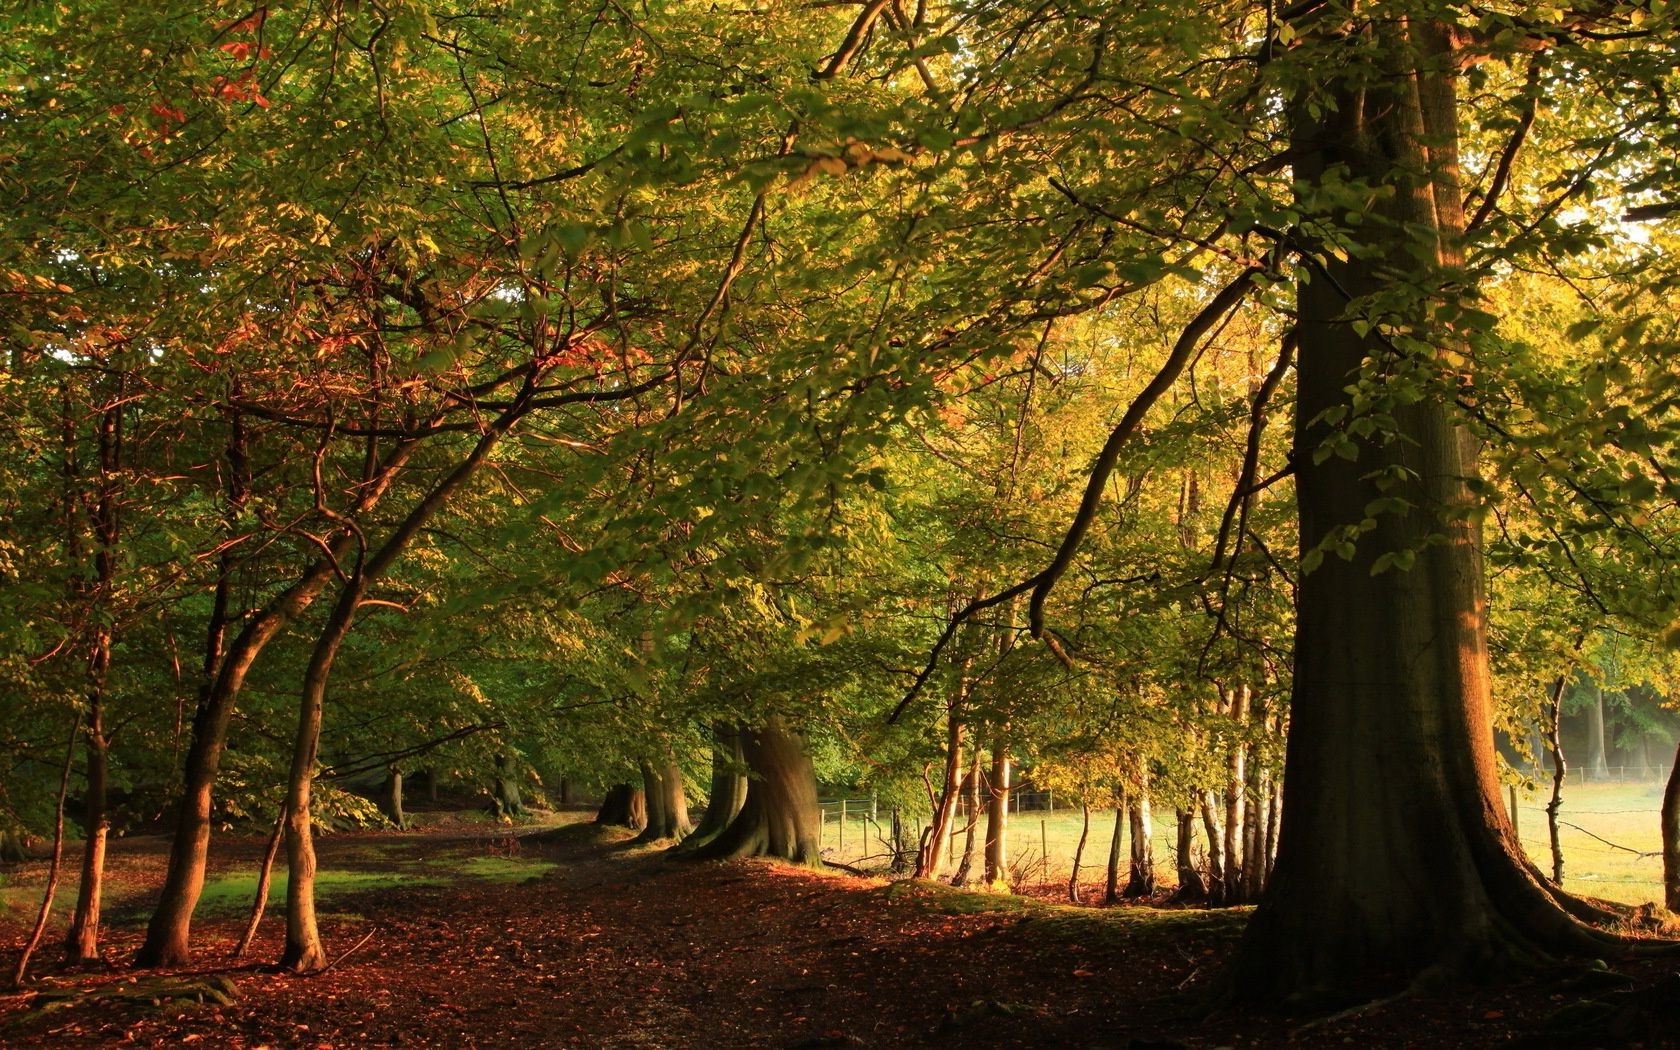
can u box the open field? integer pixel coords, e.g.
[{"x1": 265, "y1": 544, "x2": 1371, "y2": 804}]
[{"x1": 817, "y1": 779, "x2": 1672, "y2": 904}]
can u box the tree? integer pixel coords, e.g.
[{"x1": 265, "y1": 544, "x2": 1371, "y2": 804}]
[{"x1": 1227, "y1": 8, "x2": 1638, "y2": 1002}]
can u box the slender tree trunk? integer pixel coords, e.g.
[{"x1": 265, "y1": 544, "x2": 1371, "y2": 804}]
[
  {"x1": 950, "y1": 752, "x2": 982, "y2": 887},
  {"x1": 1222, "y1": 684, "x2": 1248, "y2": 903},
  {"x1": 279, "y1": 576, "x2": 364, "y2": 974},
  {"x1": 1230, "y1": 19, "x2": 1614, "y2": 998},
  {"x1": 64, "y1": 702, "x2": 109, "y2": 965},
  {"x1": 983, "y1": 745, "x2": 1011, "y2": 887},
  {"x1": 66, "y1": 379, "x2": 120, "y2": 965},
  {"x1": 1545, "y1": 676, "x2": 1569, "y2": 885},
  {"x1": 1124, "y1": 781, "x2": 1155, "y2": 898},
  {"x1": 14, "y1": 715, "x2": 80, "y2": 987},
  {"x1": 232, "y1": 810, "x2": 285, "y2": 960},
  {"x1": 692, "y1": 716, "x2": 822, "y2": 864},
  {"x1": 1105, "y1": 788, "x2": 1125, "y2": 904},
  {"x1": 279, "y1": 395, "x2": 531, "y2": 973},
  {"x1": 1585, "y1": 680, "x2": 1611, "y2": 781},
  {"x1": 1068, "y1": 801, "x2": 1091, "y2": 903}
]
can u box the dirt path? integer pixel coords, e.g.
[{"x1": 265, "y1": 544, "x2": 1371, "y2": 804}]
[{"x1": 1, "y1": 816, "x2": 1670, "y2": 1047}]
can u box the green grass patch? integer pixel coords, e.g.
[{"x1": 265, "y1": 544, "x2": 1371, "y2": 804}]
[
  {"x1": 196, "y1": 868, "x2": 449, "y2": 913},
  {"x1": 882, "y1": 876, "x2": 1247, "y2": 947},
  {"x1": 450, "y1": 855, "x2": 558, "y2": 881}
]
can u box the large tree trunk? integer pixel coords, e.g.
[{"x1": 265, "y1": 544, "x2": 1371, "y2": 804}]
[
  {"x1": 492, "y1": 753, "x2": 525, "y2": 820},
  {"x1": 596, "y1": 783, "x2": 647, "y2": 829},
  {"x1": 634, "y1": 757, "x2": 692, "y2": 843},
  {"x1": 691, "y1": 716, "x2": 822, "y2": 864},
  {"x1": 983, "y1": 745, "x2": 1011, "y2": 887},
  {"x1": 687, "y1": 725, "x2": 747, "y2": 847},
  {"x1": 1228, "y1": 17, "x2": 1613, "y2": 1001}
]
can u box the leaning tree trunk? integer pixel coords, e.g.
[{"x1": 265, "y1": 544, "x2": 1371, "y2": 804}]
[
  {"x1": 983, "y1": 745, "x2": 1011, "y2": 887},
  {"x1": 916, "y1": 708, "x2": 966, "y2": 880},
  {"x1": 280, "y1": 393, "x2": 526, "y2": 974},
  {"x1": 686, "y1": 725, "x2": 747, "y2": 847},
  {"x1": 1105, "y1": 786, "x2": 1125, "y2": 904},
  {"x1": 1068, "y1": 801, "x2": 1091, "y2": 903},
  {"x1": 691, "y1": 716, "x2": 822, "y2": 864},
  {"x1": 1228, "y1": 16, "x2": 1616, "y2": 1002},
  {"x1": 138, "y1": 431, "x2": 416, "y2": 968}
]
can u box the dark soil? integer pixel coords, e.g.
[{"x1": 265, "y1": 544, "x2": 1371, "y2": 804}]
[{"x1": 1, "y1": 813, "x2": 1674, "y2": 1047}]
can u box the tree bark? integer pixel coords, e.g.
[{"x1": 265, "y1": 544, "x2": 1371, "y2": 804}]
[
  {"x1": 691, "y1": 716, "x2": 822, "y2": 864},
  {"x1": 1124, "y1": 784, "x2": 1155, "y2": 898},
  {"x1": 917, "y1": 709, "x2": 965, "y2": 880},
  {"x1": 950, "y1": 751, "x2": 982, "y2": 887},
  {"x1": 983, "y1": 744, "x2": 1011, "y2": 886},
  {"x1": 1068, "y1": 801, "x2": 1091, "y2": 903},
  {"x1": 1200, "y1": 791, "x2": 1226, "y2": 906},
  {"x1": 1663, "y1": 743, "x2": 1680, "y2": 912},
  {"x1": 1105, "y1": 789, "x2": 1125, "y2": 905},
  {"x1": 634, "y1": 757, "x2": 692, "y2": 842},
  {"x1": 1174, "y1": 807, "x2": 1207, "y2": 902},
  {"x1": 596, "y1": 783, "x2": 646, "y2": 829},
  {"x1": 1222, "y1": 684, "x2": 1248, "y2": 903},
  {"x1": 379, "y1": 767, "x2": 406, "y2": 829},
  {"x1": 1228, "y1": 17, "x2": 1615, "y2": 1001},
  {"x1": 492, "y1": 753, "x2": 525, "y2": 820},
  {"x1": 137, "y1": 435, "x2": 418, "y2": 968},
  {"x1": 1585, "y1": 680, "x2": 1611, "y2": 781},
  {"x1": 687, "y1": 725, "x2": 747, "y2": 847}
]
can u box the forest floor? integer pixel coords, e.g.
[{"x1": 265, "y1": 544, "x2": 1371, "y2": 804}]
[{"x1": 1, "y1": 808, "x2": 1677, "y2": 1048}]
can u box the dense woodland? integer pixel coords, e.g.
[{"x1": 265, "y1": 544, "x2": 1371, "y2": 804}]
[{"x1": 5, "y1": 0, "x2": 1680, "y2": 1023}]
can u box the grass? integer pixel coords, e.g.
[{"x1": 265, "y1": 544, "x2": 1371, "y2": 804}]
[
  {"x1": 826, "y1": 778, "x2": 1673, "y2": 906},
  {"x1": 1510, "y1": 777, "x2": 1667, "y2": 906},
  {"x1": 195, "y1": 868, "x2": 451, "y2": 914}
]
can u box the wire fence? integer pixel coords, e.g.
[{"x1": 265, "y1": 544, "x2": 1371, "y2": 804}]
[{"x1": 816, "y1": 779, "x2": 1674, "y2": 905}]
